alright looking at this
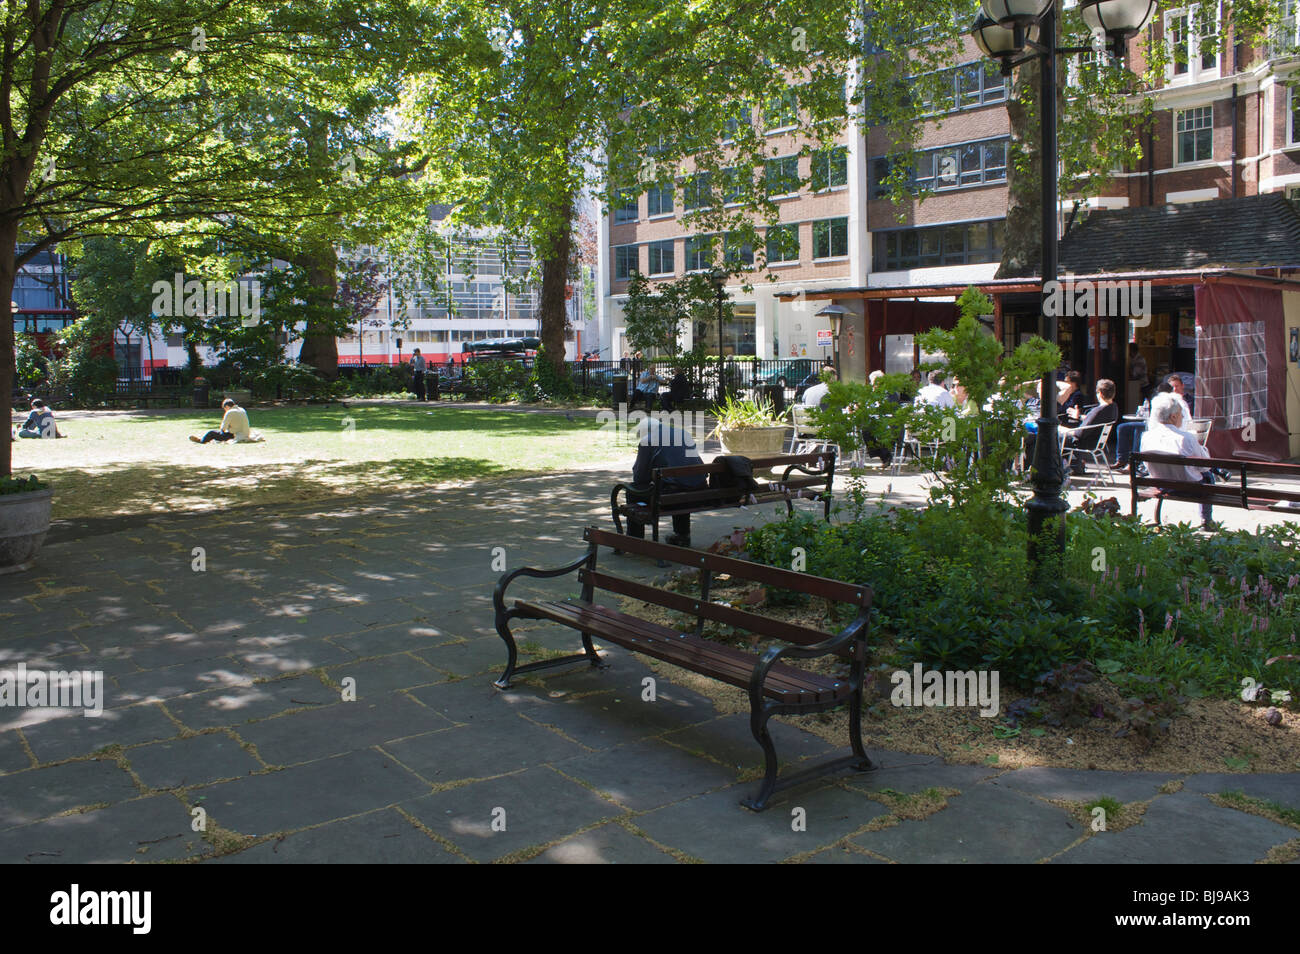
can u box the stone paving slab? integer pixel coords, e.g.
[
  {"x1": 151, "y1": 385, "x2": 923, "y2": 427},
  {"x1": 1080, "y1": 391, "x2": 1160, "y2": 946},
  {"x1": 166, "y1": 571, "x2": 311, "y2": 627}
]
[
  {"x1": 526, "y1": 820, "x2": 681, "y2": 864},
  {"x1": 400, "y1": 766, "x2": 626, "y2": 863},
  {"x1": 0, "y1": 794, "x2": 202, "y2": 863},
  {"x1": 207, "y1": 808, "x2": 462, "y2": 864},
  {"x1": 383, "y1": 715, "x2": 589, "y2": 785},
  {"x1": 0, "y1": 730, "x2": 33, "y2": 775},
  {"x1": 164, "y1": 673, "x2": 337, "y2": 731},
  {"x1": 0, "y1": 758, "x2": 141, "y2": 831},
  {"x1": 838, "y1": 752, "x2": 1003, "y2": 794},
  {"x1": 850, "y1": 782, "x2": 1085, "y2": 863},
  {"x1": 660, "y1": 714, "x2": 836, "y2": 770},
  {"x1": 633, "y1": 782, "x2": 888, "y2": 863},
  {"x1": 124, "y1": 732, "x2": 263, "y2": 790},
  {"x1": 417, "y1": 637, "x2": 515, "y2": 678},
  {"x1": 190, "y1": 748, "x2": 430, "y2": 838},
  {"x1": 987, "y1": 766, "x2": 1178, "y2": 804},
  {"x1": 323, "y1": 652, "x2": 450, "y2": 695},
  {"x1": 555, "y1": 739, "x2": 739, "y2": 812},
  {"x1": 234, "y1": 691, "x2": 453, "y2": 766},
  {"x1": 1175, "y1": 772, "x2": 1300, "y2": 811},
  {"x1": 1052, "y1": 792, "x2": 1299, "y2": 864},
  {"x1": 111, "y1": 657, "x2": 253, "y2": 704},
  {"x1": 19, "y1": 703, "x2": 179, "y2": 764}
]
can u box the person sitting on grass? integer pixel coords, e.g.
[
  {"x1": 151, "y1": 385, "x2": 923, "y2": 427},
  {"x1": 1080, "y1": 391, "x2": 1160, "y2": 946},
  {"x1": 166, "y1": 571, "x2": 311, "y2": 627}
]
[
  {"x1": 189, "y1": 398, "x2": 264, "y2": 444},
  {"x1": 16, "y1": 398, "x2": 64, "y2": 439}
]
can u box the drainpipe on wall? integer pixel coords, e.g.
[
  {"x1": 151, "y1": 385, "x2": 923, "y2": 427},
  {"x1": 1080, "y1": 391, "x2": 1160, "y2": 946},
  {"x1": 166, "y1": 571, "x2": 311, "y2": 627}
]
[
  {"x1": 1146, "y1": 123, "x2": 1155, "y2": 206},
  {"x1": 1231, "y1": 81, "x2": 1238, "y2": 198}
]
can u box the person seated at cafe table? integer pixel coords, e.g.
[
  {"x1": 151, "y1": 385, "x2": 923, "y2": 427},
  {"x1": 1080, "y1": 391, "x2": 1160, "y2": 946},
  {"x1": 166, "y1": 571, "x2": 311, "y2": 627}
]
[{"x1": 1059, "y1": 378, "x2": 1118, "y2": 475}]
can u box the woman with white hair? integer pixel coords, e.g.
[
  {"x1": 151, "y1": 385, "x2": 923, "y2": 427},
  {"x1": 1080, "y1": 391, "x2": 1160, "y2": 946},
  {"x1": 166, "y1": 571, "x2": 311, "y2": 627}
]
[{"x1": 1139, "y1": 392, "x2": 1215, "y2": 528}]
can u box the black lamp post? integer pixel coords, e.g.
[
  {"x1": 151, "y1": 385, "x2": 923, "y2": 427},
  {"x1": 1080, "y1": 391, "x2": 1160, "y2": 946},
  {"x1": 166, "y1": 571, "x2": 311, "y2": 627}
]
[
  {"x1": 709, "y1": 269, "x2": 728, "y2": 403},
  {"x1": 816, "y1": 304, "x2": 847, "y2": 381},
  {"x1": 971, "y1": 0, "x2": 1154, "y2": 580}
]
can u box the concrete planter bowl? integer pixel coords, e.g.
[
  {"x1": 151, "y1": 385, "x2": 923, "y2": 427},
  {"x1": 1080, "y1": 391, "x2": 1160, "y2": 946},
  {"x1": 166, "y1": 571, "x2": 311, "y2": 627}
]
[
  {"x1": 0, "y1": 487, "x2": 53, "y2": 575},
  {"x1": 718, "y1": 425, "x2": 787, "y2": 457}
]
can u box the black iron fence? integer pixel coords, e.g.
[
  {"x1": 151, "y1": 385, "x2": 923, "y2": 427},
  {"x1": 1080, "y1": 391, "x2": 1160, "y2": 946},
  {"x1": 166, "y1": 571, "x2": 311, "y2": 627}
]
[{"x1": 568, "y1": 356, "x2": 828, "y2": 404}]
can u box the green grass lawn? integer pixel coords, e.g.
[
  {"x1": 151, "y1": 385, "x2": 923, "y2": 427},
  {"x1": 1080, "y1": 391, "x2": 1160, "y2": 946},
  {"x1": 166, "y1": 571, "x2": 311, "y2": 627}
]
[{"x1": 11, "y1": 405, "x2": 635, "y2": 521}]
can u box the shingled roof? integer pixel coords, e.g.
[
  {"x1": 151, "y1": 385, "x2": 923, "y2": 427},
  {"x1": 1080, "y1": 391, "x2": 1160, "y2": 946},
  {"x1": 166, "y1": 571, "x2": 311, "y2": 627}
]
[{"x1": 1050, "y1": 193, "x2": 1300, "y2": 274}]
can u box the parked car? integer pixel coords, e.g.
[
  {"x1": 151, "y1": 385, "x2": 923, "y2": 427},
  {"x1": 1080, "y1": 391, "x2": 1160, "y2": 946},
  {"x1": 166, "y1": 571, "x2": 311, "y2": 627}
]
[{"x1": 758, "y1": 359, "x2": 818, "y2": 389}]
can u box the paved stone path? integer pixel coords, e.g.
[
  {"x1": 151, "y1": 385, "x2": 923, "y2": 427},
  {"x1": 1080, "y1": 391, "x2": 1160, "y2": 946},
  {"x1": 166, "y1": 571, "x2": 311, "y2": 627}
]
[{"x1": 1, "y1": 466, "x2": 1297, "y2": 863}]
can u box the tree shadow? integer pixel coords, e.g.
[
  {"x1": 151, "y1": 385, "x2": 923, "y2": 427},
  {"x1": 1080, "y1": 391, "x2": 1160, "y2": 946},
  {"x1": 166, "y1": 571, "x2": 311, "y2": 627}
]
[{"x1": 43, "y1": 457, "x2": 510, "y2": 528}]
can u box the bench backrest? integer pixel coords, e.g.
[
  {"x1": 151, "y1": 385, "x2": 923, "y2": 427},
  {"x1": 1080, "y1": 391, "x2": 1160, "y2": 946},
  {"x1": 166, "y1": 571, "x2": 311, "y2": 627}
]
[
  {"x1": 580, "y1": 526, "x2": 870, "y2": 652},
  {"x1": 1131, "y1": 452, "x2": 1300, "y2": 505},
  {"x1": 649, "y1": 451, "x2": 834, "y2": 509}
]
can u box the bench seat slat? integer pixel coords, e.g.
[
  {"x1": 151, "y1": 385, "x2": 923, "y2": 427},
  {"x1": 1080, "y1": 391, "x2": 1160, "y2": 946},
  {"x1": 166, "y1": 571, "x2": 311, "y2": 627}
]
[{"x1": 515, "y1": 598, "x2": 848, "y2": 704}]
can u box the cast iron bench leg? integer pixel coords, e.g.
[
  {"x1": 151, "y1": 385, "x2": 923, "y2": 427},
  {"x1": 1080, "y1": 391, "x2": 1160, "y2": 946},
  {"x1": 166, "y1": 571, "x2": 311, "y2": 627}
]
[{"x1": 742, "y1": 705, "x2": 781, "y2": 812}]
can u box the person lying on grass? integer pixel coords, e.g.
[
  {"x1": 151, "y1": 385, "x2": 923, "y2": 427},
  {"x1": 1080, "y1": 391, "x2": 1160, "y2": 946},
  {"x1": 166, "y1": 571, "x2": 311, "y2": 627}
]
[{"x1": 189, "y1": 398, "x2": 265, "y2": 444}]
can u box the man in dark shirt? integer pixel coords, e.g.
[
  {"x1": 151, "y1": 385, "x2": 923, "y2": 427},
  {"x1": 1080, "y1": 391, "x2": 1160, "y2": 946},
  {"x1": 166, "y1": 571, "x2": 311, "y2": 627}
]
[
  {"x1": 627, "y1": 417, "x2": 707, "y2": 546},
  {"x1": 1060, "y1": 378, "x2": 1118, "y2": 475}
]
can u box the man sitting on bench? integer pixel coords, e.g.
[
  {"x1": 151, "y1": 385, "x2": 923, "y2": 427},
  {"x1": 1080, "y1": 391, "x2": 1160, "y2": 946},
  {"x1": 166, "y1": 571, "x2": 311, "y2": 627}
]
[
  {"x1": 1140, "y1": 392, "x2": 1214, "y2": 528},
  {"x1": 626, "y1": 416, "x2": 706, "y2": 547}
]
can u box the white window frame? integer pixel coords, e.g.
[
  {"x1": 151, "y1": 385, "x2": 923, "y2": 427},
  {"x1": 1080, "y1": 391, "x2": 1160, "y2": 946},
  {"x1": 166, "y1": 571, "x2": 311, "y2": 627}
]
[
  {"x1": 811, "y1": 217, "x2": 849, "y2": 261},
  {"x1": 1175, "y1": 105, "x2": 1214, "y2": 165},
  {"x1": 1165, "y1": 4, "x2": 1220, "y2": 84},
  {"x1": 1290, "y1": 86, "x2": 1300, "y2": 147},
  {"x1": 764, "y1": 224, "x2": 801, "y2": 266}
]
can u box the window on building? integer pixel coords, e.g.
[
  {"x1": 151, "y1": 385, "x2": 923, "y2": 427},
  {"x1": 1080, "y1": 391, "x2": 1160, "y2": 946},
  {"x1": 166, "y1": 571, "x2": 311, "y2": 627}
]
[
  {"x1": 1176, "y1": 106, "x2": 1213, "y2": 163},
  {"x1": 1291, "y1": 86, "x2": 1300, "y2": 145},
  {"x1": 872, "y1": 219, "x2": 1005, "y2": 271},
  {"x1": 1166, "y1": 5, "x2": 1219, "y2": 80},
  {"x1": 765, "y1": 224, "x2": 800, "y2": 264},
  {"x1": 724, "y1": 232, "x2": 754, "y2": 266},
  {"x1": 810, "y1": 145, "x2": 848, "y2": 190},
  {"x1": 812, "y1": 217, "x2": 848, "y2": 259},
  {"x1": 647, "y1": 239, "x2": 675, "y2": 275},
  {"x1": 763, "y1": 89, "x2": 798, "y2": 131},
  {"x1": 765, "y1": 156, "x2": 800, "y2": 196},
  {"x1": 612, "y1": 187, "x2": 638, "y2": 224},
  {"x1": 723, "y1": 102, "x2": 751, "y2": 141},
  {"x1": 614, "y1": 244, "x2": 638, "y2": 280},
  {"x1": 683, "y1": 172, "x2": 712, "y2": 210},
  {"x1": 685, "y1": 235, "x2": 715, "y2": 271},
  {"x1": 1269, "y1": 0, "x2": 1299, "y2": 55},
  {"x1": 872, "y1": 137, "x2": 1008, "y2": 195},
  {"x1": 647, "y1": 183, "x2": 674, "y2": 216},
  {"x1": 915, "y1": 61, "x2": 1006, "y2": 116},
  {"x1": 721, "y1": 167, "x2": 747, "y2": 204}
]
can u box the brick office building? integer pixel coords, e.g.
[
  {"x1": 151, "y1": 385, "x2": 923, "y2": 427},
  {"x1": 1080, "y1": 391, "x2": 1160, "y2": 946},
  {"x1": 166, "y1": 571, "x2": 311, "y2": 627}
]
[{"x1": 600, "y1": 6, "x2": 1300, "y2": 411}]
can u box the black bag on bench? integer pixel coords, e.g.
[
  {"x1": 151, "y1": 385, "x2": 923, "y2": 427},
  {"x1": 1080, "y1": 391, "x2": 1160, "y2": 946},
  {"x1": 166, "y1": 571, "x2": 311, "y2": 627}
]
[{"x1": 708, "y1": 455, "x2": 762, "y2": 505}]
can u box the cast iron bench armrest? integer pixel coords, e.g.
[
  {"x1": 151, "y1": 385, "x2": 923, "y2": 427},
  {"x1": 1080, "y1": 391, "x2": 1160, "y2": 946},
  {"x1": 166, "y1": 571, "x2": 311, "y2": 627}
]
[
  {"x1": 749, "y1": 615, "x2": 867, "y2": 697},
  {"x1": 492, "y1": 552, "x2": 591, "y2": 618}
]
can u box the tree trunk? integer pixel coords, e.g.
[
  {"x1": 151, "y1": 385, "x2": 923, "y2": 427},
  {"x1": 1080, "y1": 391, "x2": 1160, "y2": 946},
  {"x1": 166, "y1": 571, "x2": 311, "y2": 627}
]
[
  {"x1": 997, "y1": 56, "x2": 1043, "y2": 279},
  {"x1": 296, "y1": 244, "x2": 340, "y2": 378},
  {"x1": 0, "y1": 223, "x2": 18, "y2": 479},
  {"x1": 537, "y1": 193, "x2": 575, "y2": 376}
]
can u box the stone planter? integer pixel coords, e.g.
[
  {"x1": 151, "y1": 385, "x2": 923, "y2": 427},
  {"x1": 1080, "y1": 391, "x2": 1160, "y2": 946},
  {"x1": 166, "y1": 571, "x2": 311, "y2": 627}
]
[
  {"x1": 0, "y1": 487, "x2": 53, "y2": 575},
  {"x1": 718, "y1": 425, "x2": 787, "y2": 457},
  {"x1": 223, "y1": 389, "x2": 252, "y2": 406}
]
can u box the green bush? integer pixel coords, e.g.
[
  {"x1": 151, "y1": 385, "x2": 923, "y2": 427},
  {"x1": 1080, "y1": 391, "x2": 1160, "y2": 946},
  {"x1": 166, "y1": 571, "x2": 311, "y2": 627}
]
[
  {"x1": 748, "y1": 505, "x2": 1300, "y2": 703},
  {"x1": 462, "y1": 359, "x2": 531, "y2": 402}
]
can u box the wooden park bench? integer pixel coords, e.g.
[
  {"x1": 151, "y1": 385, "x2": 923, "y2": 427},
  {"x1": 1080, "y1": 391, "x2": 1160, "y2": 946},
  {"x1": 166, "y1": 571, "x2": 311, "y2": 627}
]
[
  {"x1": 492, "y1": 526, "x2": 875, "y2": 811},
  {"x1": 609, "y1": 450, "x2": 835, "y2": 546},
  {"x1": 1130, "y1": 451, "x2": 1300, "y2": 523}
]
